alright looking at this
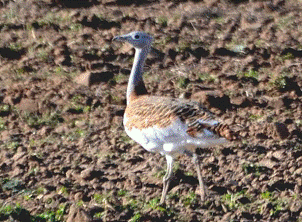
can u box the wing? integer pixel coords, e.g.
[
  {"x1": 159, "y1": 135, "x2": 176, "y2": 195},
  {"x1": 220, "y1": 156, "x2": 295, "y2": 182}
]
[
  {"x1": 173, "y1": 99, "x2": 236, "y2": 141},
  {"x1": 124, "y1": 95, "x2": 236, "y2": 141}
]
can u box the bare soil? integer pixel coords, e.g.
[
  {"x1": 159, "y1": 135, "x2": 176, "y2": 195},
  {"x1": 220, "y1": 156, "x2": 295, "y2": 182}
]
[{"x1": 0, "y1": 0, "x2": 302, "y2": 221}]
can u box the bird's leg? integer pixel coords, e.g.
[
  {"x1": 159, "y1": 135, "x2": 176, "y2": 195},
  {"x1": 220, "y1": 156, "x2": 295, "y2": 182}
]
[
  {"x1": 160, "y1": 155, "x2": 174, "y2": 204},
  {"x1": 192, "y1": 153, "x2": 206, "y2": 201}
]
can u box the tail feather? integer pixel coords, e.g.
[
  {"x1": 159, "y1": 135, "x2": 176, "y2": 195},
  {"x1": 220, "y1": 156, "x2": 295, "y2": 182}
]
[{"x1": 210, "y1": 123, "x2": 238, "y2": 141}]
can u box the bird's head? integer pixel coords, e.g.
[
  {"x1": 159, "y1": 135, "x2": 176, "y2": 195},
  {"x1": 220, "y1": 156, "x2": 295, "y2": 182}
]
[{"x1": 113, "y1": 31, "x2": 153, "y2": 49}]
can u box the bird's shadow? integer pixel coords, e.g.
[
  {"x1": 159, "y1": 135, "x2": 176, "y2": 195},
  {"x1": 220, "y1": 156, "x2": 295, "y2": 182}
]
[{"x1": 172, "y1": 170, "x2": 199, "y2": 187}]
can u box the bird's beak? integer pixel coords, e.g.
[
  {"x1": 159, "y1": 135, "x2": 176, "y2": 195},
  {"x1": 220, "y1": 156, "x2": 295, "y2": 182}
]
[{"x1": 112, "y1": 34, "x2": 128, "y2": 42}]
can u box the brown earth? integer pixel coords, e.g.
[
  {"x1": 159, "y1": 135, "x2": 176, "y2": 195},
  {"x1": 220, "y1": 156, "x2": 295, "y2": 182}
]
[{"x1": 0, "y1": 0, "x2": 302, "y2": 221}]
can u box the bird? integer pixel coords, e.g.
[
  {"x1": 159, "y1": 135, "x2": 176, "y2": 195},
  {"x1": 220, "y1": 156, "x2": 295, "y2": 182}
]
[{"x1": 113, "y1": 31, "x2": 236, "y2": 204}]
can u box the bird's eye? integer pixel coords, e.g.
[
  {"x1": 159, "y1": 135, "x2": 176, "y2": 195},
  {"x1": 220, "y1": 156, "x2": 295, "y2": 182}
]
[{"x1": 134, "y1": 35, "x2": 140, "y2": 39}]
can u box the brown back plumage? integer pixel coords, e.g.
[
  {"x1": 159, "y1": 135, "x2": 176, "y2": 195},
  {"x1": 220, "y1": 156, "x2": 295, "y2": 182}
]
[{"x1": 125, "y1": 95, "x2": 237, "y2": 141}]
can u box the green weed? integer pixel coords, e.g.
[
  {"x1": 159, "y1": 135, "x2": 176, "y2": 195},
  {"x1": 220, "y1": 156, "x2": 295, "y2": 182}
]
[
  {"x1": 282, "y1": 52, "x2": 294, "y2": 60},
  {"x1": 239, "y1": 70, "x2": 259, "y2": 80},
  {"x1": 296, "y1": 119, "x2": 302, "y2": 127},
  {"x1": 129, "y1": 212, "x2": 142, "y2": 222},
  {"x1": 94, "y1": 192, "x2": 110, "y2": 204},
  {"x1": 145, "y1": 197, "x2": 160, "y2": 210},
  {"x1": 0, "y1": 104, "x2": 10, "y2": 113},
  {"x1": 168, "y1": 191, "x2": 180, "y2": 201},
  {"x1": 0, "y1": 203, "x2": 30, "y2": 221},
  {"x1": 5, "y1": 141, "x2": 19, "y2": 150},
  {"x1": 0, "y1": 118, "x2": 6, "y2": 131},
  {"x1": 153, "y1": 167, "x2": 167, "y2": 179},
  {"x1": 58, "y1": 186, "x2": 69, "y2": 196},
  {"x1": 28, "y1": 167, "x2": 39, "y2": 176},
  {"x1": 22, "y1": 111, "x2": 63, "y2": 129},
  {"x1": 177, "y1": 77, "x2": 190, "y2": 89},
  {"x1": 269, "y1": 201, "x2": 284, "y2": 216},
  {"x1": 119, "y1": 132, "x2": 135, "y2": 145},
  {"x1": 54, "y1": 66, "x2": 67, "y2": 76},
  {"x1": 214, "y1": 16, "x2": 225, "y2": 24},
  {"x1": 198, "y1": 72, "x2": 217, "y2": 82},
  {"x1": 269, "y1": 74, "x2": 290, "y2": 90},
  {"x1": 182, "y1": 192, "x2": 198, "y2": 207},
  {"x1": 155, "y1": 36, "x2": 173, "y2": 47},
  {"x1": 37, "y1": 49, "x2": 51, "y2": 62},
  {"x1": 117, "y1": 189, "x2": 127, "y2": 197},
  {"x1": 94, "y1": 212, "x2": 103, "y2": 218},
  {"x1": 221, "y1": 190, "x2": 247, "y2": 210},
  {"x1": 56, "y1": 204, "x2": 67, "y2": 220},
  {"x1": 156, "y1": 16, "x2": 168, "y2": 27},
  {"x1": 0, "y1": 203, "x2": 15, "y2": 215},
  {"x1": 242, "y1": 163, "x2": 266, "y2": 176},
  {"x1": 113, "y1": 73, "x2": 128, "y2": 84},
  {"x1": 69, "y1": 23, "x2": 83, "y2": 32},
  {"x1": 261, "y1": 191, "x2": 273, "y2": 200},
  {"x1": 258, "y1": 190, "x2": 290, "y2": 217},
  {"x1": 248, "y1": 114, "x2": 263, "y2": 121},
  {"x1": 175, "y1": 42, "x2": 190, "y2": 53},
  {"x1": 23, "y1": 193, "x2": 33, "y2": 201},
  {"x1": 66, "y1": 128, "x2": 86, "y2": 141},
  {"x1": 36, "y1": 187, "x2": 47, "y2": 195},
  {"x1": 277, "y1": 15, "x2": 295, "y2": 30},
  {"x1": 255, "y1": 39, "x2": 267, "y2": 48},
  {"x1": 184, "y1": 171, "x2": 194, "y2": 176},
  {"x1": 13, "y1": 67, "x2": 27, "y2": 75},
  {"x1": 76, "y1": 200, "x2": 84, "y2": 207},
  {"x1": 8, "y1": 42, "x2": 23, "y2": 52},
  {"x1": 37, "y1": 204, "x2": 66, "y2": 222},
  {"x1": 36, "y1": 11, "x2": 72, "y2": 27}
]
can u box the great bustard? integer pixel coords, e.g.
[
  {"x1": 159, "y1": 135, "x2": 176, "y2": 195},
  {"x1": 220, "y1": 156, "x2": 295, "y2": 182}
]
[{"x1": 113, "y1": 31, "x2": 236, "y2": 204}]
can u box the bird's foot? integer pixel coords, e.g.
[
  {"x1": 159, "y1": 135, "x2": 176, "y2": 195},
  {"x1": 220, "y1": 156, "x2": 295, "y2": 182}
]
[{"x1": 196, "y1": 186, "x2": 207, "y2": 202}]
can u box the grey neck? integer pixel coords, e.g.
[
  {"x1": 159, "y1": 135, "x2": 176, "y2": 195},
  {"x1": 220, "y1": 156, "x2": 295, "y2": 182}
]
[{"x1": 126, "y1": 46, "x2": 150, "y2": 104}]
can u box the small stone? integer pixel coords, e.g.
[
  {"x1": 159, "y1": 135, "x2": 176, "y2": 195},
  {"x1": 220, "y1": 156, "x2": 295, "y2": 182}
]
[
  {"x1": 55, "y1": 125, "x2": 68, "y2": 134},
  {"x1": 74, "y1": 192, "x2": 83, "y2": 201},
  {"x1": 231, "y1": 96, "x2": 250, "y2": 107},
  {"x1": 294, "y1": 168, "x2": 302, "y2": 176},
  {"x1": 290, "y1": 201, "x2": 302, "y2": 213},
  {"x1": 74, "y1": 71, "x2": 91, "y2": 86},
  {"x1": 38, "y1": 126, "x2": 52, "y2": 136},
  {"x1": 221, "y1": 212, "x2": 232, "y2": 221},
  {"x1": 80, "y1": 167, "x2": 95, "y2": 180},
  {"x1": 74, "y1": 71, "x2": 114, "y2": 86},
  {"x1": 272, "y1": 150, "x2": 286, "y2": 161},
  {"x1": 207, "y1": 156, "x2": 217, "y2": 163},
  {"x1": 66, "y1": 169, "x2": 73, "y2": 179},
  {"x1": 0, "y1": 130, "x2": 10, "y2": 140},
  {"x1": 289, "y1": 167, "x2": 296, "y2": 174},
  {"x1": 66, "y1": 205, "x2": 91, "y2": 222},
  {"x1": 273, "y1": 122, "x2": 289, "y2": 139},
  {"x1": 268, "y1": 97, "x2": 284, "y2": 109},
  {"x1": 80, "y1": 167, "x2": 103, "y2": 181},
  {"x1": 259, "y1": 159, "x2": 277, "y2": 169},
  {"x1": 15, "y1": 98, "x2": 39, "y2": 113},
  {"x1": 191, "y1": 90, "x2": 231, "y2": 111}
]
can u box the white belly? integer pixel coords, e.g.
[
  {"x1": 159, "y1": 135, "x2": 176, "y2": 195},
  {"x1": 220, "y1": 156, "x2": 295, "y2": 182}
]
[{"x1": 123, "y1": 116, "x2": 226, "y2": 157}]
